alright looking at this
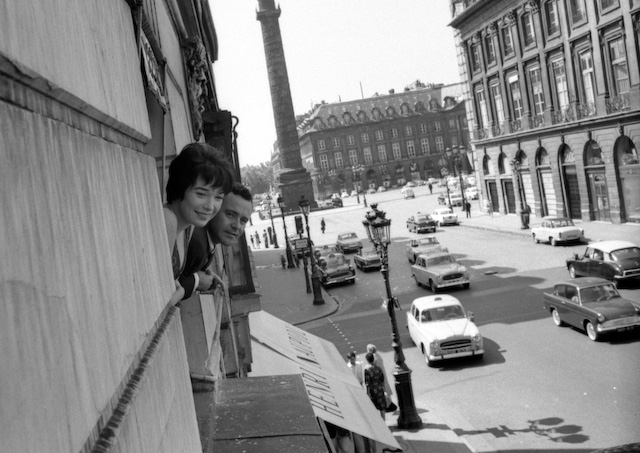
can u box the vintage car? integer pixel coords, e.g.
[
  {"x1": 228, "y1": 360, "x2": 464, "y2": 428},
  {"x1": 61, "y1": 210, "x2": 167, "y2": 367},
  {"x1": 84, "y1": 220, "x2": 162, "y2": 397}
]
[
  {"x1": 431, "y1": 207, "x2": 459, "y2": 226},
  {"x1": 318, "y1": 253, "x2": 356, "y2": 286},
  {"x1": 335, "y1": 231, "x2": 363, "y2": 253},
  {"x1": 288, "y1": 235, "x2": 308, "y2": 259},
  {"x1": 449, "y1": 192, "x2": 463, "y2": 207},
  {"x1": 406, "y1": 236, "x2": 448, "y2": 263},
  {"x1": 353, "y1": 247, "x2": 381, "y2": 271},
  {"x1": 411, "y1": 252, "x2": 469, "y2": 292},
  {"x1": 566, "y1": 240, "x2": 640, "y2": 285},
  {"x1": 542, "y1": 277, "x2": 640, "y2": 341},
  {"x1": 406, "y1": 213, "x2": 437, "y2": 234},
  {"x1": 314, "y1": 244, "x2": 338, "y2": 260},
  {"x1": 401, "y1": 187, "x2": 415, "y2": 199},
  {"x1": 531, "y1": 217, "x2": 584, "y2": 246},
  {"x1": 407, "y1": 295, "x2": 483, "y2": 366},
  {"x1": 464, "y1": 186, "x2": 479, "y2": 200}
]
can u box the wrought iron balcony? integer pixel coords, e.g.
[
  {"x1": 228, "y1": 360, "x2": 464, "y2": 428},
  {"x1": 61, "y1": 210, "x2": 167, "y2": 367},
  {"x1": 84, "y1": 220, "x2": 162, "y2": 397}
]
[{"x1": 605, "y1": 94, "x2": 630, "y2": 114}]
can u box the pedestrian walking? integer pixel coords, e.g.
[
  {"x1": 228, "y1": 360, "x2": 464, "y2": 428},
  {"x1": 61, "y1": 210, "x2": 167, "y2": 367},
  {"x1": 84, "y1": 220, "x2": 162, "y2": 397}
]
[
  {"x1": 363, "y1": 194, "x2": 367, "y2": 207},
  {"x1": 250, "y1": 235, "x2": 255, "y2": 248},
  {"x1": 363, "y1": 352, "x2": 386, "y2": 420},
  {"x1": 428, "y1": 182, "x2": 433, "y2": 194},
  {"x1": 484, "y1": 199, "x2": 493, "y2": 217},
  {"x1": 366, "y1": 344, "x2": 395, "y2": 412},
  {"x1": 465, "y1": 200, "x2": 471, "y2": 218},
  {"x1": 321, "y1": 218, "x2": 326, "y2": 234},
  {"x1": 263, "y1": 229, "x2": 269, "y2": 248},
  {"x1": 280, "y1": 254, "x2": 286, "y2": 269},
  {"x1": 254, "y1": 231, "x2": 261, "y2": 248},
  {"x1": 346, "y1": 351, "x2": 363, "y2": 386}
]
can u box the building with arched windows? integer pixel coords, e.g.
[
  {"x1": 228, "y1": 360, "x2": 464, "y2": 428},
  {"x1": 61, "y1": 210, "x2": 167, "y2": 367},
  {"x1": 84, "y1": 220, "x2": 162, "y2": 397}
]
[
  {"x1": 294, "y1": 82, "x2": 472, "y2": 200},
  {"x1": 450, "y1": 0, "x2": 639, "y2": 224}
]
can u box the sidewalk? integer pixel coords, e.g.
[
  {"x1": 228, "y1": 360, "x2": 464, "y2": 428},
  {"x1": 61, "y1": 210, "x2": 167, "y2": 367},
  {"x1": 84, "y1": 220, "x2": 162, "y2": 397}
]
[{"x1": 250, "y1": 213, "x2": 639, "y2": 453}]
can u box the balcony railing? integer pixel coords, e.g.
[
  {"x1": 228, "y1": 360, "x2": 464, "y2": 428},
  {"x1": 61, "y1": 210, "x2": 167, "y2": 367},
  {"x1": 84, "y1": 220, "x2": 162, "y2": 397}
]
[
  {"x1": 509, "y1": 119, "x2": 523, "y2": 133},
  {"x1": 605, "y1": 93, "x2": 630, "y2": 114},
  {"x1": 529, "y1": 114, "x2": 545, "y2": 129},
  {"x1": 551, "y1": 101, "x2": 598, "y2": 125}
]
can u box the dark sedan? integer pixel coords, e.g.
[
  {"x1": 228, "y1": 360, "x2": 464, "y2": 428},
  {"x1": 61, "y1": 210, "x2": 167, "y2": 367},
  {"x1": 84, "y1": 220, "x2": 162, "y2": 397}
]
[
  {"x1": 543, "y1": 277, "x2": 640, "y2": 341},
  {"x1": 566, "y1": 240, "x2": 640, "y2": 286}
]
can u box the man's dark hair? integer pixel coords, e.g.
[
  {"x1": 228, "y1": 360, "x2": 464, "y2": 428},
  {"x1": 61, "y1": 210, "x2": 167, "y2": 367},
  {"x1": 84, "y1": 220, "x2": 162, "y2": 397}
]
[
  {"x1": 166, "y1": 143, "x2": 234, "y2": 202},
  {"x1": 230, "y1": 182, "x2": 252, "y2": 203}
]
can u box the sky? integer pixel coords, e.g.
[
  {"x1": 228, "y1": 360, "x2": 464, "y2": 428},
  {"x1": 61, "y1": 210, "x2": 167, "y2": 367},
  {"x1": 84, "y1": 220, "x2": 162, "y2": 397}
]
[{"x1": 210, "y1": 1, "x2": 461, "y2": 168}]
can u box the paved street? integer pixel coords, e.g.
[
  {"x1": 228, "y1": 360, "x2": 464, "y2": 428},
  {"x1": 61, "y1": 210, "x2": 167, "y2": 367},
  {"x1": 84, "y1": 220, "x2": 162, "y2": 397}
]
[{"x1": 247, "y1": 185, "x2": 640, "y2": 452}]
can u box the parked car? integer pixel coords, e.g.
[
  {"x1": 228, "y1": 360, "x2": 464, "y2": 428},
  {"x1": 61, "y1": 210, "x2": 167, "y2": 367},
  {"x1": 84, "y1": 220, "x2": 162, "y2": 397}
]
[
  {"x1": 377, "y1": 186, "x2": 387, "y2": 192},
  {"x1": 318, "y1": 253, "x2": 356, "y2": 286},
  {"x1": 542, "y1": 277, "x2": 640, "y2": 341},
  {"x1": 350, "y1": 190, "x2": 358, "y2": 197},
  {"x1": 332, "y1": 197, "x2": 343, "y2": 208},
  {"x1": 407, "y1": 295, "x2": 483, "y2": 366},
  {"x1": 566, "y1": 240, "x2": 640, "y2": 285},
  {"x1": 335, "y1": 231, "x2": 363, "y2": 253},
  {"x1": 315, "y1": 244, "x2": 339, "y2": 260},
  {"x1": 341, "y1": 190, "x2": 349, "y2": 199},
  {"x1": 406, "y1": 213, "x2": 437, "y2": 234},
  {"x1": 531, "y1": 217, "x2": 584, "y2": 246},
  {"x1": 431, "y1": 208, "x2": 459, "y2": 226},
  {"x1": 449, "y1": 192, "x2": 463, "y2": 207},
  {"x1": 404, "y1": 181, "x2": 416, "y2": 188},
  {"x1": 411, "y1": 252, "x2": 470, "y2": 292},
  {"x1": 366, "y1": 188, "x2": 376, "y2": 194},
  {"x1": 464, "y1": 187, "x2": 479, "y2": 200},
  {"x1": 414, "y1": 179, "x2": 426, "y2": 186},
  {"x1": 353, "y1": 247, "x2": 382, "y2": 271},
  {"x1": 437, "y1": 192, "x2": 447, "y2": 205},
  {"x1": 401, "y1": 187, "x2": 415, "y2": 199},
  {"x1": 406, "y1": 236, "x2": 447, "y2": 263}
]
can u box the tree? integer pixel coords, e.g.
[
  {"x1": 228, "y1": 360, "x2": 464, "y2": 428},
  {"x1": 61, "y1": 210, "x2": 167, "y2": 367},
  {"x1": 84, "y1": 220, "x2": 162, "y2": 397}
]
[{"x1": 240, "y1": 162, "x2": 274, "y2": 195}]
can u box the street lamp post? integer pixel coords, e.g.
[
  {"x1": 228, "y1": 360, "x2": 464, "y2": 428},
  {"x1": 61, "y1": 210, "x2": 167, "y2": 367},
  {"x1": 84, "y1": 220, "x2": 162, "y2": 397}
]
[
  {"x1": 362, "y1": 204, "x2": 422, "y2": 430},
  {"x1": 298, "y1": 195, "x2": 325, "y2": 305},
  {"x1": 445, "y1": 146, "x2": 468, "y2": 211},
  {"x1": 510, "y1": 158, "x2": 530, "y2": 229},
  {"x1": 265, "y1": 194, "x2": 279, "y2": 249},
  {"x1": 277, "y1": 195, "x2": 296, "y2": 268}
]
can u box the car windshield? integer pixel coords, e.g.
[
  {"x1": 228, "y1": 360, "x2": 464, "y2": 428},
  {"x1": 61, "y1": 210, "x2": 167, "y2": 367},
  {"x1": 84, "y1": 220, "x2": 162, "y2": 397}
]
[
  {"x1": 436, "y1": 209, "x2": 453, "y2": 215},
  {"x1": 551, "y1": 219, "x2": 574, "y2": 227},
  {"x1": 340, "y1": 233, "x2": 356, "y2": 240},
  {"x1": 579, "y1": 284, "x2": 620, "y2": 303},
  {"x1": 418, "y1": 238, "x2": 438, "y2": 246},
  {"x1": 422, "y1": 305, "x2": 465, "y2": 322},
  {"x1": 416, "y1": 215, "x2": 432, "y2": 222},
  {"x1": 611, "y1": 247, "x2": 640, "y2": 262},
  {"x1": 427, "y1": 255, "x2": 454, "y2": 266}
]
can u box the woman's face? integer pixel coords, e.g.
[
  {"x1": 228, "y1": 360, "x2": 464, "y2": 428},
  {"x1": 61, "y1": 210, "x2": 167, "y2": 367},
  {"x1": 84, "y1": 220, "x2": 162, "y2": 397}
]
[{"x1": 175, "y1": 177, "x2": 225, "y2": 228}]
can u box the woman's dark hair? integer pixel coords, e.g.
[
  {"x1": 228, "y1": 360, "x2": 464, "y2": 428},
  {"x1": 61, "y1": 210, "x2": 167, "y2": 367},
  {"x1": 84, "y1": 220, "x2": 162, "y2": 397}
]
[
  {"x1": 166, "y1": 143, "x2": 235, "y2": 202},
  {"x1": 365, "y1": 352, "x2": 375, "y2": 364}
]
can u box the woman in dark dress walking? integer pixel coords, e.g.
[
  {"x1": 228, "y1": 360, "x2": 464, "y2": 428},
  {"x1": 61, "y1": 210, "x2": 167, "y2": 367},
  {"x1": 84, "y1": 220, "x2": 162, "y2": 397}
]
[{"x1": 363, "y1": 352, "x2": 386, "y2": 420}]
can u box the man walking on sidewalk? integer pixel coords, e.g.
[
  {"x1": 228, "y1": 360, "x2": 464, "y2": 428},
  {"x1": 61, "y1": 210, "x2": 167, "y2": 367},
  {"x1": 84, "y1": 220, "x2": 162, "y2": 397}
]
[{"x1": 465, "y1": 200, "x2": 471, "y2": 218}]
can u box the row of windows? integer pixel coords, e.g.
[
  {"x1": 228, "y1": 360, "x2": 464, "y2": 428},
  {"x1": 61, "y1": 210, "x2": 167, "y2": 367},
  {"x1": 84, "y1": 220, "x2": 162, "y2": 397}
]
[
  {"x1": 317, "y1": 138, "x2": 448, "y2": 171},
  {"x1": 472, "y1": 18, "x2": 632, "y2": 130},
  {"x1": 316, "y1": 119, "x2": 466, "y2": 150},
  {"x1": 468, "y1": 0, "x2": 622, "y2": 74}
]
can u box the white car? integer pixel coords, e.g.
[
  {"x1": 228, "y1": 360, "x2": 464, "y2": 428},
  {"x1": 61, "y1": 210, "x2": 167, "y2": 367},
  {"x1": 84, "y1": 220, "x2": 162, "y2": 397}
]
[
  {"x1": 431, "y1": 208, "x2": 458, "y2": 226},
  {"x1": 464, "y1": 187, "x2": 479, "y2": 200},
  {"x1": 531, "y1": 217, "x2": 584, "y2": 246},
  {"x1": 407, "y1": 295, "x2": 484, "y2": 366},
  {"x1": 406, "y1": 236, "x2": 447, "y2": 263}
]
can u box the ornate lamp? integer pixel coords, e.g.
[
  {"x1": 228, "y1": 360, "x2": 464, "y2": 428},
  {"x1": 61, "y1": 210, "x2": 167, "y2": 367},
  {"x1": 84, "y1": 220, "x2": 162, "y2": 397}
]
[
  {"x1": 277, "y1": 195, "x2": 295, "y2": 268},
  {"x1": 362, "y1": 204, "x2": 422, "y2": 430},
  {"x1": 298, "y1": 195, "x2": 325, "y2": 305}
]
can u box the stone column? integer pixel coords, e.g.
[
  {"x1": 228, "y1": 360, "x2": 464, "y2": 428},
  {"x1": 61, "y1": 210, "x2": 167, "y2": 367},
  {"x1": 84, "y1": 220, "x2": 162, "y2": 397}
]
[{"x1": 257, "y1": 0, "x2": 315, "y2": 210}]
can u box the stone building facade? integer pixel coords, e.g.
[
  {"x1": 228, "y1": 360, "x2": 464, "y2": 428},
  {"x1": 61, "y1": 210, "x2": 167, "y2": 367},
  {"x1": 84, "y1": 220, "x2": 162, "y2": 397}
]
[
  {"x1": 295, "y1": 82, "x2": 471, "y2": 200},
  {"x1": 449, "y1": 0, "x2": 640, "y2": 223}
]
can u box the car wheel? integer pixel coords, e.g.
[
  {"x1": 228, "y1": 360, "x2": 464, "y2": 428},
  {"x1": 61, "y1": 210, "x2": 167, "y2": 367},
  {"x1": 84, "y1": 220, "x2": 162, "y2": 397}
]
[
  {"x1": 463, "y1": 283, "x2": 470, "y2": 289},
  {"x1": 550, "y1": 237, "x2": 557, "y2": 246},
  {"x1": 421, "y1": 344, "x2": 433, "y2": 367},
  {"x1": 429, "y1": 280, "x2": 438, "y2": 293},
  {"x1": 532, "y1": 234, "x2": 539, "y2": 244},
  {"x1": 585, "y1": 321, "x2": 599, "y2": 341},
  {"x1": 551, "y1": 308, "x2": 564, "y2": 327},
  {"x1": 569, "y1": 265, "x2": 577, "y2": 279}
]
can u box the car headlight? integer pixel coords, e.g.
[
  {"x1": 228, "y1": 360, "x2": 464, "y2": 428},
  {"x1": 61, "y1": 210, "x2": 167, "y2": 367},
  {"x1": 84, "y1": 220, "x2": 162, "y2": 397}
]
[
  {"x1": 472, "y1": 334, "x2": 482, "y2": 345},
  {"x1": 596, "y1": 313, "x2": 605, "y2": 322},
  {"x1": 463, "y1": 270, "x2": 469, "y2": 278},
  {"x1": 437, "y1": 275, "x2": 443, "y2": 282},
  {"x1": 429, "y1": 340, "x2": 439, "y2": 352}
]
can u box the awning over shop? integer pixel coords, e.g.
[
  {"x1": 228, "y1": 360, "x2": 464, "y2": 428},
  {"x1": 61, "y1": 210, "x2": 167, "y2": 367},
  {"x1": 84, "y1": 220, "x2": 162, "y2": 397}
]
[
  {"x1": 213, "y1": 375, "x2": 328, "y2": 453},
  {"x1": 249, "y1": 311, "x2": 401, "y2": 451}
]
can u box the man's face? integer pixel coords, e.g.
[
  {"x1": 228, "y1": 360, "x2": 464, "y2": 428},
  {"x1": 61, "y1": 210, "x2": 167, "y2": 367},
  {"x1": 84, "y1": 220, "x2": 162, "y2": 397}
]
[{"x1": 208, "y1": 193, "x2": 253, "y2": 246}]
